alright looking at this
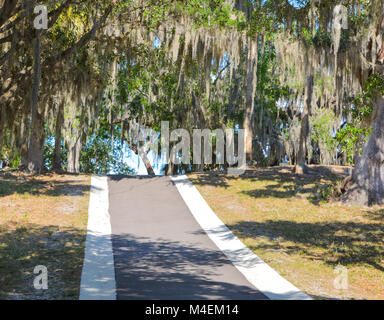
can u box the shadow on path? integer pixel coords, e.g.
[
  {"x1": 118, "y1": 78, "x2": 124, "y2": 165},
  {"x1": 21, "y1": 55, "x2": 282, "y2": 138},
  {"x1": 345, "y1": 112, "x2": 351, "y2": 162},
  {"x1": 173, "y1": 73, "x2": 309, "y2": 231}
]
[{"x1": 112, "y1": 233, "x2": 267, "y2": 300}]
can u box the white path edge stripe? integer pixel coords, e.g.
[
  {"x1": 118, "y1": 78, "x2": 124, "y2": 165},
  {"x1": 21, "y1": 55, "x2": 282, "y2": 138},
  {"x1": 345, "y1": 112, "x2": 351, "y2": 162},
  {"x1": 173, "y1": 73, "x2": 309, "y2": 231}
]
[
  {"x1": 79, "y1": 175, "x2": 116, "y2": 300},
  {"x1": 171, "y1": 175, "x2": 311, "y2": 300}
]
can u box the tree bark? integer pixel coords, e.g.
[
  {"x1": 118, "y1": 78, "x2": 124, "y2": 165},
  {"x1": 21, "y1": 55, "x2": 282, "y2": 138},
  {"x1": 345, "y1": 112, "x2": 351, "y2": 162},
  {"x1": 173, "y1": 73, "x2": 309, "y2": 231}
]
[
  {"x1": 131, "y1": 143, "x2": 155, "y2": 176},
  {"x1": 342, "y1": 95, "x2": 384, "y2": 206},
  {"x1": 243, "y1": 37, "x2": 258, "y2": 165},
  {"x1": 67, "y1": 137, "x2": 82, "y2": 173},
  {"x1": 53, "y1": 102, "x2": 64, "y2": 171},
  {"x1": 19, "y1": 111, "x2": 29, "y2": 167},
  {"x1": 0, "y1": 0, "x2": 18, "y2": 29},
  {"x1": 294, "y1": 74, "x2": 314, "y2": 174},
  {"x1": 0, "y1": 105, "x2": 5, "y2": 156},
  {"x1": 138, "y1": 147, "x2": 155, "y2": 176},
  {"x1": 27, "y1": 31, "x2": 44, "y2": 173}
]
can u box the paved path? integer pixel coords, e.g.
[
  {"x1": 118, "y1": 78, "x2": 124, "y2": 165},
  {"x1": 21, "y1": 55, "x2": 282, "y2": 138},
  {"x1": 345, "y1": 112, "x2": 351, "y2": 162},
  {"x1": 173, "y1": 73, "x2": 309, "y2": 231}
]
[
  {"x1": 80, "y1": 176, "x2": 305, "y2": 300},
  {"x1": 108, "y1": 176, "x2": 266, "y2": 300}
]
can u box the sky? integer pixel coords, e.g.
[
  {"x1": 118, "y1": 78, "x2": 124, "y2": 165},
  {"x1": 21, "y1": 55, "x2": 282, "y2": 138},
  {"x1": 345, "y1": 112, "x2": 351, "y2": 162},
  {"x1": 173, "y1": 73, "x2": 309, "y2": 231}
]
[{"x1": 124, "y1": 148, "x2": 164, "y2": 175}]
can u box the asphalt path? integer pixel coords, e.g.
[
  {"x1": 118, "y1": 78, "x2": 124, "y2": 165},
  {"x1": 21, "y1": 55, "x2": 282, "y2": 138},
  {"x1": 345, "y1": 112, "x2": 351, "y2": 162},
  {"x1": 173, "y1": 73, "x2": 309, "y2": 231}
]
[{"x1": 108, "y1": 176, "x2": 267, "y2": 300}]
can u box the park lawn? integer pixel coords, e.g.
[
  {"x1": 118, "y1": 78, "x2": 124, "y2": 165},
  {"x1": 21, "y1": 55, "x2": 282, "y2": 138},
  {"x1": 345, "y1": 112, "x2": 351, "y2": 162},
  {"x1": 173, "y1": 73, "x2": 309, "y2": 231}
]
[
  {"x1": 0, "y1": 171, "x2": 90, "y2": 300},
  {"x1": 189, "y1": 166, "x2": 384, "y2": 300}
]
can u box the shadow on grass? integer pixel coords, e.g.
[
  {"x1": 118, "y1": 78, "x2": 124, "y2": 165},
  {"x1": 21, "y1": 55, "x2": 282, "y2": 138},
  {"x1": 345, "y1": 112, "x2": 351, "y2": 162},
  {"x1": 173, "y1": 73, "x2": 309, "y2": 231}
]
[
  {"x1": 188, "y1": 173, "x2": 234, "y2": 189},
  {"x1": 363, "y1": 209, "x2": 384, "y2": 222},
  {"x1": 226, "y1": 219, "x2": 384, "y2": 272},
  {"x1": 0, "y1": 223, "x2": 86, "y2": 300},
  {"x1": 0, "y1": 172, "x2": 92, "y2": 197},
  {"x1": 190, "y1": 166, "x2": 346, "y2": 205}
]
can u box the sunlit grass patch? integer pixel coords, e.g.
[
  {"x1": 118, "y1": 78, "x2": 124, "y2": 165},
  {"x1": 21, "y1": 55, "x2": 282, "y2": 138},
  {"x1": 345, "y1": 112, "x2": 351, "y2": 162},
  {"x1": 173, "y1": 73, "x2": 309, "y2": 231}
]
[
  {"x1": 0, "y1": 171, "x2": 90, "y2": 300},
  {"x1": 189, "y1": 165, "x2": 384, "y2": 300}
]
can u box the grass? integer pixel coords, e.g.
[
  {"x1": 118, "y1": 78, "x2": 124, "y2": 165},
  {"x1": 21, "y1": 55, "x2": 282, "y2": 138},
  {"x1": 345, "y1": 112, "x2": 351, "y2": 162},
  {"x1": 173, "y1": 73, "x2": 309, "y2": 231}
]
[
  {"x1": 0, "y1": 170, "x2": 90, "y2": 300},
  {"x1": 189, "y1": 165, "x2": 384, "y2": 300}
]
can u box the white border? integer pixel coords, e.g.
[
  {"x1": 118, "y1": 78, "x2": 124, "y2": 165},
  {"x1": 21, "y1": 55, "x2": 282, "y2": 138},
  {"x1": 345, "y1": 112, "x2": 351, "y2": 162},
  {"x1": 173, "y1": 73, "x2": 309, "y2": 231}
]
[
  {"x1": 79, "y1": 175, "x2": 116, "y2": 300},
  {"x1": 171, "y1": 175, "x2": 312, "y2": 300}
]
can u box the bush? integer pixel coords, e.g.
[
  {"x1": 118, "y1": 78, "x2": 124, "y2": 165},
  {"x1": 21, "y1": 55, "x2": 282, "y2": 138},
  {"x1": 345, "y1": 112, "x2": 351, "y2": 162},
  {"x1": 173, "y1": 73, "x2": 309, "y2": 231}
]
[{"x1": 319, "y1": 179, "x2": 343, "y2": 201}]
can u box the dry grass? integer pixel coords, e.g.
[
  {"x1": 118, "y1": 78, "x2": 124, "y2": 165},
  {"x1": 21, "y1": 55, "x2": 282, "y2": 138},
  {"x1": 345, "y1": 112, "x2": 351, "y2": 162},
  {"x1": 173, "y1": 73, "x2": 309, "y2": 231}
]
[
  {"x1": 189, "y1": 165, "x2": 384, "y2": 300},
  {"x1": 0, "y1": 170, "x2": 90, "y2": 300}
]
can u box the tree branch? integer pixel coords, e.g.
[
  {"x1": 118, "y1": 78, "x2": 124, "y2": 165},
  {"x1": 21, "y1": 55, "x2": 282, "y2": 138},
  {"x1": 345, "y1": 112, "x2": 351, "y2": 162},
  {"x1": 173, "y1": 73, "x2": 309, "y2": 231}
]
[
  {"x1": 0, "y1": 0, "x2": 18, "y2": 28},
  {"x1": 43, "y1": 3, "x2": 114, "y2": 68}
]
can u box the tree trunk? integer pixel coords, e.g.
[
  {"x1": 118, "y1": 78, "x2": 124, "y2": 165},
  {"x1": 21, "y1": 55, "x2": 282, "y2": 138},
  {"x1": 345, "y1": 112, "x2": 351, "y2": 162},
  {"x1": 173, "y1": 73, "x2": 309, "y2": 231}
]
[
  {"x1": 342, "y1": 95, "x2": 384, "y2": 206},
  {"x1": 19, "y1": 111, "x2": 29, "y2": 168},
  {"x1": 53, "y1": 102, "x2": 64, "y2": 171},
  {"x1": 243, "y1": 37, "x2": 258, "y2": 165},
  {"x1": 166, "y1": 142, "x2": 178, "y2": 175},
  {"x1": 131, "y1": 143, "x2": 155, "y2": 176},
  {"x1": 67, "y1": 137, "x2": 82, "y2": 173},
  {"x1": 27, "y1": 31, "x2": 44, "y2": 173},
  {"x1": 138, "y1": 147, "x2": 155, "y2": 176},
  {"x1": 0, "y1": 105, "x2": 5, "y2": 156},
  {"x1": 294, "y1": 74, "x2": 314, "y2": 174}
]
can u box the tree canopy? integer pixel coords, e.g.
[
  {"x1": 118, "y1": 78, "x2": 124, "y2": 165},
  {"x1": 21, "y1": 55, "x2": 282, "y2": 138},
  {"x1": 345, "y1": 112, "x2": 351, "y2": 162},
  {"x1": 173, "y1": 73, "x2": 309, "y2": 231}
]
[{"x1": 1, "y1": 0, "x2": 383, "y2": 205}]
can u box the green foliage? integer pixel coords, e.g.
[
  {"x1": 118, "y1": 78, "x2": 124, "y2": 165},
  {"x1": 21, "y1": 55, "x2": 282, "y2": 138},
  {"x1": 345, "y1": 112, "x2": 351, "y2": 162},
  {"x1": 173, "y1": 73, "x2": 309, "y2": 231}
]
[
  {"x1": 141, "y1": 0, "x2": 173, "y2": 30},
  {"x1": 80, "y1": 105, "x2": 134, "y2": 175},
  {"x1": 363, "y1": 73, "x2": 384, "y2": 98},
  {"x1": 335, "y1": 74, "x2": 383, "y2": 164},
  {"x1": 0, "y1": 131, "x2": 21, "y2": 169},
  {"x1": 348, "y1": 0, "x2": 373, "y2": 27},
  {"x1": 80, "y1": 134, "x2": 133, "y2": 175},
  {"x1": 318, "y1": 179, "x2": 343, "y2": 201},
  {"x1": 336, "y1": 125, "x2": 371, "y2": 164},
  {"x1": 312, "y1": 29, "x2": 332, "y2": 48},
  {"x1": 350, "y1": 73, "x2": 384, "y2": 122},
  {"x1": 116, "y1": 44, "x2": 177, "y2": 128},
  {"x1": 256, "y1": 45, "x2": 285, "y2": 108},
  {"x1": 184, "y1": 0, "x2": 242, "y2": 29},
  {"x1": 300, "y1": 28, "x2": 350, "y2": 50},
  {"x1": 47, "y1": 5, "x2": 90, "y2": 50},
  {"x1": 6, "y1": 0, "x2": 380, "y2": 174},
  {"x1": 246, "y1": 4, "x2": 276, "y2": 37},
  {"x1": 310, "y1": 108, "x2": 337, "y2": 153},
  {"x1": 43, "y1": 137, "x2": 55, "y2": 170}
]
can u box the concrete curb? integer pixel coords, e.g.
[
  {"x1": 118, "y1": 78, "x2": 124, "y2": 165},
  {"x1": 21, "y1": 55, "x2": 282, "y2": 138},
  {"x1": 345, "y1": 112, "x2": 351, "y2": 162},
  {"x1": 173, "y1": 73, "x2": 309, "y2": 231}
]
[{"x1": 79, "y1": 175, "x2": 116, "y2": 300}]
